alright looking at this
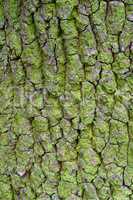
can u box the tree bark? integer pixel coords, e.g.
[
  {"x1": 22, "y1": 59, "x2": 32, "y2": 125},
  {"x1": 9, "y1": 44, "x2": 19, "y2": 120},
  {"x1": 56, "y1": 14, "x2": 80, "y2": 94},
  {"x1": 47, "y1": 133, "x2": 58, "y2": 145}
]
[{"x1": 0, "y1": 0, "x2": 133, "y2": 199}]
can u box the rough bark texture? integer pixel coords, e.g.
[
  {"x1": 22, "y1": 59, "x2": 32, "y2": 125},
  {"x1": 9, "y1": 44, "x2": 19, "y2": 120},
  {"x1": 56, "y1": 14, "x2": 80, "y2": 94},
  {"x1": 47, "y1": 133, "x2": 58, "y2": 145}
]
[{"x1": 0, "y1": 0, "x2": 133, "y2": 199}]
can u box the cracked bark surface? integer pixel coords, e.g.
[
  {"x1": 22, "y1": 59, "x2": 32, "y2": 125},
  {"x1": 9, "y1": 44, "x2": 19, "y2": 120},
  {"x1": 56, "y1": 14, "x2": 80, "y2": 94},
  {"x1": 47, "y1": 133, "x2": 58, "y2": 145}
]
[{"x1": 0, "y1": 0, "x2": 133, "y2": 199}]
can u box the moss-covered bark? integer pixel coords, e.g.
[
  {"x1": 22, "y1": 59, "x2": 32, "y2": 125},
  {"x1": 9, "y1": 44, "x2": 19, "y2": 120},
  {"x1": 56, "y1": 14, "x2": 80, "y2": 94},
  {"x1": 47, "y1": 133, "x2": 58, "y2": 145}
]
[{"x1": 0, "y1": 0, "x2": 133, "y2": 199}]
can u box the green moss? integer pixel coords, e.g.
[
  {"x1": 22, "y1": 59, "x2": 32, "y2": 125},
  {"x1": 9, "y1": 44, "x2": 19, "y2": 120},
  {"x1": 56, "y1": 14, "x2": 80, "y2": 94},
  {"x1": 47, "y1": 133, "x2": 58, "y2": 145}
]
[
  {"x1": 98, "y1": 49, "x2": 113, "y2": 64},
  {"x1": 50, "y1": 125, "x2": 62, "y2": 141},
  {"x1": 102, "y1": 144, "x2": 118, "y2": 165},
  {"x1": 7, "y1": 30, "x2": 21, "y2": 57},
  {"x1": 0, "y1": 0, "x2": 132, "y2": 198},
  {"x1": 0, "y1": 31, "x2": 5, "y2": 47},
  {"x1": 97, "y1": 86, "x2": 115, "y2": 115},
  {"x1": 32, "y1": 116, "x2": 48, "y2": 132},
  {"x1": 22, "y1": 41, "x2": 42, "y2": 68},
  {"x1": 30, "y1": 92, "x2": 43, "y2": 109},
  {"x1": 30, "y1": 163, "x2": 45, "y2": 189},
  {"x1": 0, "y1": 115, "x2": 10, "y2": 132},
  {"x1": 0, "y1": 132, "x2": 9, "y2": 146},
  {"x1": 44, "y1": 97, "x2": 62, "y2": 125},
  {"x1": 21, "y1": 16, "x2": 36, "y2": 44},
  {"x1": 57, "y1": 139, "x2": 77, "y2": 161},
  {"x1": 42, "y1": 153, "x2": 59, "y2": 174},
  {"x1": 48, "y1": 18, "x2": 59, "y2": 39},
  {"x1": 106, "y1": 1, "x2": 125, "y2": 34},
  {"x1": 0, "y1": 2, "x2": 4, "y2": 28},
  {"x1": 44, "y1": 72, "x2": 65, "y2": 96},
  {"x1": 8, "y1": 0, "x2": 19, "y2": 23},
  {"x1": 67, "y1": 54, "x2": 84, "y2": 84},
  {"x1": 112, "y1": 102, "x2": 129, "y2": 122},
  {"x1": 100, "y1": 65, "x2": 117, "y2": 93},
  {"x1": 82, "y1": 183, "x2": 99, "y2": 199},
  {"x1": 112, "y1": 186, "x2": 131, "y2": 200},
  {"x1": 16, "y1": 135, "x2": 34, "y2": 151},
  {"x1": 80, "y1": 99, "x2": 96, "y2": 125},
  {"x1": 80, "y1": 26, "x2": 97, "y2": 50},
  {"x1": 12, "y1": 61, "x2": 25, "y2": 84},
  {"x1": 42, "y1": 3, "x2": 56, "y2": 20},
  {"x1": 58, "y1": 181, "x2": 78, "y2": 198},
  {"x1": 78, "y1": 143, "x2": 101, "y2": 175},
  {"x1": 61, "y1": 161, "x2": 77, "y2": 183},
  {"x1": 13, "y1": 112, "x2": 30, "y2": 135},
  {"x1": 112, "y1": 53, "x2": 130, "y2": 74},
  {"x1": 27, "y1": 66, "x2": 42, "y2": 84},
  {"x1": 0, "y1": 182, "x2": 12, "y2": 200},
  {"x1": 60, "y1": 19, "x2": 78, "y2": 39},
  {"x1": 64, "y1": 38, "x2": 78, "y2": 55},
  {"x1": 56, "y1": 0, "x2": 77, "y2": 19},
  {"x1": 120, "y1": 21, "x2": 133, "y2": 53},
  {"x1": 0, "y1": 78, "x2": 13, "y2": 113}
]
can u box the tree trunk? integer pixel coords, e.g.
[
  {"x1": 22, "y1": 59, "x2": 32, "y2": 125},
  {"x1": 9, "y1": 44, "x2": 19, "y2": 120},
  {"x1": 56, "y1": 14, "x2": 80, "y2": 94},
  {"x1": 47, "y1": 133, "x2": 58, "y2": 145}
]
[{"x1": 0, "y1": 0, "x2": 133, "y2": 199}]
